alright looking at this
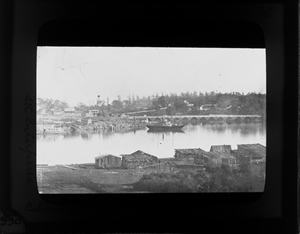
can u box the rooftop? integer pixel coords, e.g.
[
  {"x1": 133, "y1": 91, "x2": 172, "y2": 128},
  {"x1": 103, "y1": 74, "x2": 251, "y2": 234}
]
[
  {"x1": 237, "y1": 144, "x2": 266, "y2": 158},
  {"x1": 210, "y1": 145, "x2": 232, "y2": 153},
  {"x1": 175, "y1": 148, "x2": 206, "y2": 155},
  {"x1": 95, "y1": 154, "x2": 121, "y2": 159},
  {"x1": 121, "y1": 150, "x2": 158, "y2": 162}
]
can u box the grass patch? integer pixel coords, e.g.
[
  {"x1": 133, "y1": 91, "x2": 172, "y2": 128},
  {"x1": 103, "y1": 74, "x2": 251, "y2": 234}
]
[{"x1": 132, "y1": 164, "x2": 265, "y2": 193}]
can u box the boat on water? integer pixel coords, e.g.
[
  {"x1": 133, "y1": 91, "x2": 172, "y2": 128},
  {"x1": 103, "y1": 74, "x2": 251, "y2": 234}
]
[
  {"x1": 146, "y1": 117, "x2": 185, "y2": 131},
  {"x1": 37, "y1": 123, "x2": 67, "y2": 134}
]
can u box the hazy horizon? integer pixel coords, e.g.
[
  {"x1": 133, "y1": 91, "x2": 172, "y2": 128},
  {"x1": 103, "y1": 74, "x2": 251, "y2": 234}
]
[{"x1": 37, "y1": 47, "x2": 266, "y2": 107}]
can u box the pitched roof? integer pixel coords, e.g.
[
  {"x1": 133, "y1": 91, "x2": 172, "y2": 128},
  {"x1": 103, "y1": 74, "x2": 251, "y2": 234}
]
[
  {"x1": 210, "y1": 145, "x2": 232, "y2": 153},
  {"x1": 175, "y1": 148, "x2": 206, "y2": 155},
  {"x1": 121, "y1": 150, "x2": 158, "y2": 162},
  {"x1": 95, "y1": 154, "x2": 121, "y2": 159},
  {"x1": 237, "y1": 144, "x2": 266, "y2": 158}
]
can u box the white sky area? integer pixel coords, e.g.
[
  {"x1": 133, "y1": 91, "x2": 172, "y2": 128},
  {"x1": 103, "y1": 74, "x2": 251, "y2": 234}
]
[{"x1": 37, "y1": 47, "x2": 266, "y2": 107}]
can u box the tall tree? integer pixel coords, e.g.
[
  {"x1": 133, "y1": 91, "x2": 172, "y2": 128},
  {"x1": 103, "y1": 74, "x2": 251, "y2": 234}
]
[{"x1": 158, "y1": 96, "x2": 166, "y2": 107}]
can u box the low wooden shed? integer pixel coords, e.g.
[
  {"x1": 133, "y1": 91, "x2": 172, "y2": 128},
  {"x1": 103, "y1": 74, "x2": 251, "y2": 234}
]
[
  {"x1": 121, "y1": 150, "x2": 158, "y2": 169},
  {"x1": 174, "y1": 148, "x2": 206, "y2": 162},
  {"x1": 210, "y1": 145, "x2": 232, "y2": 154},
  {"x1": 203, "y1": 151, "x2": 237, "y2": 167},
  {"x1": 95, "y1": 154, "x2": 122, "y2": 169},
  {"x1": 236, "y1": 144, "x2": 266, "y2": 163}
]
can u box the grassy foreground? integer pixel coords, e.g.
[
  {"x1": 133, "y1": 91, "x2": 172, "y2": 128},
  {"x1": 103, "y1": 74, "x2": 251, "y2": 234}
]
[
  {"x1": 37, "y1": 163, "x2": 264, "y2": 193},
  {"x1": 132, "y1": 164, "x2": 265, "y2": 193}
]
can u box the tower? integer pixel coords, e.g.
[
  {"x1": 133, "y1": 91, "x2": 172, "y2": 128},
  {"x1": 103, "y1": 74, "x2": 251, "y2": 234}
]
[{"x1": 97, "y1": 95, "x2": 101, "y2": 106}]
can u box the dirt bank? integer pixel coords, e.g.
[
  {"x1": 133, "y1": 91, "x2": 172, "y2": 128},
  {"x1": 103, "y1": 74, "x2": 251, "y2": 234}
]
[{"x1": 37, "y1": 164, "x2": 145, "y2": 193}]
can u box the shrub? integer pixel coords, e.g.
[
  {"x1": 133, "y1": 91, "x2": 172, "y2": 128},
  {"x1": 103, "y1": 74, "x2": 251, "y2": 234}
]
[
  {"x1": 132, "y1": 168, "x2": 264, "y2": 193},
  {"x1": 239, "y1": 162, "x2": 251, "y2": 175},
  {"x1": 220, "y1": 164, "x2": 232, "y2": 175},
  {"x1": 133, "y1": 171, "x2": 200, "y2": 192}
]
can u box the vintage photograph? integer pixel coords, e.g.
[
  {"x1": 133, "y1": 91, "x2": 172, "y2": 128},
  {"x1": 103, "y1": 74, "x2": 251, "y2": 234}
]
[{"x1": 37, "y1": 47, "x2": 266, "y2": 193}]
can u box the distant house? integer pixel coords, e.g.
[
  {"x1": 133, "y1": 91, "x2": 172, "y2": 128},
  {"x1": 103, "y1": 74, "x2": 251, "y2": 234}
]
[
  {"x1": 81, "y1": 118, "x2": 92, "y2": 125},
  {"x1": 88, "y1": 110, "x2": 99, "y2": 116},
  {"x1": 236, "y1": 144, "x2": 266, "y2": 164},
  {"x1": 85, "y1": 112, "x2": 94, "y2": 117},
  {"x1": 210, "y1": 145, "x2": 232, "y2": 154},
  {"x1": 141, "y1": 117, "x2": 149, "y2": 123},
  {"x1": 95, "y1": 154, "x2": 122, "y2": 169},
  {"x1": 224, "y1": 105, "x2": 232, "y2": 110},
  {"x1": 199, "y1": 104, "x2": 217, "y2": 111},
  {"x1": 64, "y1": 107, "x2": 75, "y2": 113},
  {"x1": 174, "y1": 148, "x2": 206, "y2": 162},
  {"x1": 121, "y1": 150, "x2": 158, "y2": 169},
  {"x1": 202, "y1": 151, "x2": 237, "y2": 167},
  {"x1": 37, "y1": 123, "x2": 55, "y2": 129}
]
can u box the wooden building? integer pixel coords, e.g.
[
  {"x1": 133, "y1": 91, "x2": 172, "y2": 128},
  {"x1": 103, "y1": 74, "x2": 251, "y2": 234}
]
[
  {"x1": 236, "y1": 144, "x2": 266, "y2": 178},
  {"x1": 210, "y1": 145, "x2": 232, "y2": 154},
  {"x1": 202, "y1": 151, "x2": 237, "y2": 167},
  {"x1": 95, "y1": 154, "x2": 122, "y2": 169},
  {"x1": 236, "y1": 144, "x2": 266, "y2": 164},
  {"x1": 174, "y1": 148, "x2": 206, "y2": 163},
  {"x1": 230, "y1": 149, "x2": 239, "y2": 163},
  {"x1": 121, "y1": 150, "x2": 158, "y2": 169}
]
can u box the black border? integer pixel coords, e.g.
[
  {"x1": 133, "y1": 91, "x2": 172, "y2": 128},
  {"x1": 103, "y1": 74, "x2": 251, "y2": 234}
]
[
  {"x1": 2, "y1": 1, "x2": 298, "y2": 233},
  {"x1": 37, "y1": 19, "x2": 265, "y2": 48}
]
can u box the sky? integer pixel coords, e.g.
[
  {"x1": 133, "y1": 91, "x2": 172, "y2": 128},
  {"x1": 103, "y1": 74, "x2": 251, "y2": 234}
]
[{"x1": 37, "y1": 47, "x2": 266, "y2": 107}]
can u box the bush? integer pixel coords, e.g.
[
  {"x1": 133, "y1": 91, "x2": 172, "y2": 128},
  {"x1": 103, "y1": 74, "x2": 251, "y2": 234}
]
[
  {"x1": 239, "y1": 162, "x2": 251, "y2": 175},
  {"x1": 133, "y1": 171, "x2": 200, "y2": 192},
  {"x1": 132, "y1": 168, "x2": 264, "y2": 193},
  {"x1": 220, "y1": 164, "x2": 232, "y2": 175}
]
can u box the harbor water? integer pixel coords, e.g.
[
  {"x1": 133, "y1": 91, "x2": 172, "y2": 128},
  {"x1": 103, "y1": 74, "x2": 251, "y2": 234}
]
[{"x1": 37, "y1": 123, "x2": 266, "y2": 165}]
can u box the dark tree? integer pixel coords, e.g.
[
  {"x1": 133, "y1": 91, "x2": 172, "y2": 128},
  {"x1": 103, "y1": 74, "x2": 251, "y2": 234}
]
[{"x1": 157, "y1": 96, "x2": 166, "y2": 107}]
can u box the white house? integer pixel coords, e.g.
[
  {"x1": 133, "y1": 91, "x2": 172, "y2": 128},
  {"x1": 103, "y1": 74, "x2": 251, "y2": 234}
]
[
  {"x1": 88, "y1": 110, "x2": 99, "y2": 116},
  {"x1": 64, "y1": 107, "x2": 75, "y2": 113}
]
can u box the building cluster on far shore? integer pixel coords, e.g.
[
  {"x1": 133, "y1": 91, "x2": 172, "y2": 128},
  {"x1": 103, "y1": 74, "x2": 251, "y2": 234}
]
[
  {"x1": 94, "y1": 143, "x2": 266, "y2": 176},
  {"x1": 37, "y1": 107, "x2": 148, "y2": 134}
]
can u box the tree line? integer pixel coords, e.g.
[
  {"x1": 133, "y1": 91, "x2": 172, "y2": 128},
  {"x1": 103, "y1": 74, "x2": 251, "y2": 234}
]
[{"x1": 37, "y1": 91, "x2": 266, "y2": 116}]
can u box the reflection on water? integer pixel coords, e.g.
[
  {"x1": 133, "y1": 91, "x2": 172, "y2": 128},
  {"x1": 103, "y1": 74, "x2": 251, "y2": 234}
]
[
  {"x1": 37, "y1": 123, "x2": 266, "y2": 165},
  {"x1": 81, "y1": 132, "x2": 93, "y2": 140},
  {"x1": 147, "y1": 129, "x2": 185, "y2": 133},
  {"x1": 36, "y1": 133, "x2": 64, "y2": 141}
]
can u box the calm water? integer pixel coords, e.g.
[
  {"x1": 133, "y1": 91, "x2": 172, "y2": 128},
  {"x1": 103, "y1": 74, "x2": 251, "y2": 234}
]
[{"x1": 37, "y1": 123, "x2": 266, "y2": 165}]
